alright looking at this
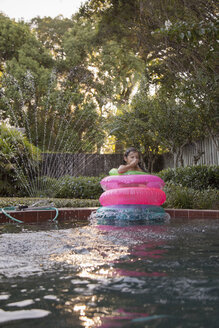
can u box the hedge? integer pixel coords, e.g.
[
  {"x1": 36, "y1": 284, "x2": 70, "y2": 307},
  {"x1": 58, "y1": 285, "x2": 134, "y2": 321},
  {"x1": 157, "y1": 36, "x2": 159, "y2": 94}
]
[
  {"x1": 0, "y1": 197, "x2": 100, "y2": 209},
  {"x1": 163, "y1": 184, "x2": 219, "y2": 209},
  {"x1": 1, "y1": 165, "x2": 218, "y2": 210},
  {"x1": 36, "y1": 175, "x2": 104, "y2": 199},
  {"x1": 158, "y1": 165, "x2": 219, "y2": 190},
  {"x1": 0, "y1": 186, "x2": 218, "y2": 209}
]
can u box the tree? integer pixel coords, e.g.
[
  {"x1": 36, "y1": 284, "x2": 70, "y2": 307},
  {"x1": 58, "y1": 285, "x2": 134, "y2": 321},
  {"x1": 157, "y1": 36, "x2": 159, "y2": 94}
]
[
  {"x1": 0, "y1": 14, "x2": 53, "y2": 70},
  {"x1": 108, "y1": 73, "x2": 208, "y2": 169},
  {"x1": 62, "y1": 13, "x2": 144, "y2": 109},
  {"x1": 0, "y1": 14, "x2": 106, "y2": 154},
  {"x1": 80, "y1": 0, "x2": 218, "y2": 142},
  {"x1": 0, "y1": 70, "x2": 106, "y2": 153},
  {"x1": 106, "y1": 101, "x2": 162, "y2": 172},
  {"x1": 145, "y1": 97, "x2": 205, "y2": 168},
  {"x1": 81, "y1": 0, "x2": 218, "y2": 78},
  {"x1": 0, "y1": 14, "x2": 29, "y2": 66},
  {"x1": 30, "y1": 15, "x2": 74, "y2": 62}
]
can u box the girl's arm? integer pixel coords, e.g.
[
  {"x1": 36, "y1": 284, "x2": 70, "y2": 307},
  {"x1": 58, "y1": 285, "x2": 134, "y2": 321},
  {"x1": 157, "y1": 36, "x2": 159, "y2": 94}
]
[
  {"x1": 118, "y1": 161, "x2": 140, "y2": 174},
  {"x1": 118, "y1": 164, "x2": 130, "y2": 174}
]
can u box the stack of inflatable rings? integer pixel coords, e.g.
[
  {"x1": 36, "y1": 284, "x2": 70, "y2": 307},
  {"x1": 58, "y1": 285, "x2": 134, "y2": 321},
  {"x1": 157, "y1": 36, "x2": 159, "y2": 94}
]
[{"x1": 99, "y1": 169, "x2": 166, "y2": 207}]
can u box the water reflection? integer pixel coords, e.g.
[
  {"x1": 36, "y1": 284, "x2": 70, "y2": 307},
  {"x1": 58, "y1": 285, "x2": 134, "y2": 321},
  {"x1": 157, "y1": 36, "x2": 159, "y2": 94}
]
[
  {"x1": 50, "y1": 219, "x2": 168, "y2": 279},
  {"x1": 48, "y1": 218, "x2": 169, "y2": 327},
  {"x1": 1, "y1": 218, "x2": 218, "y2": 327},
  {"x1": 99, "y1": 308, "x2": 170, "y2": 328}
]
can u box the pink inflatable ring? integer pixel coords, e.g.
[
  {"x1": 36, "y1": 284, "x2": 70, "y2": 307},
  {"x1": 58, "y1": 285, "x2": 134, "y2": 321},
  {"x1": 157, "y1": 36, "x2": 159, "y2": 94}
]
[
  {"x1": 99, "y1": 187, "x2": 166, "y2": 206},
  {"x1": 100, "y1": 174, "x2": 165, "y2": 191}
]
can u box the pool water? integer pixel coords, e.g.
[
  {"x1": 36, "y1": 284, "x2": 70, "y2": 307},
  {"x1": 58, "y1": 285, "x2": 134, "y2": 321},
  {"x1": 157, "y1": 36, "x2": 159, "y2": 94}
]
[{"x1": 0, "y1": 216, "x2": 219, "y2": 327}]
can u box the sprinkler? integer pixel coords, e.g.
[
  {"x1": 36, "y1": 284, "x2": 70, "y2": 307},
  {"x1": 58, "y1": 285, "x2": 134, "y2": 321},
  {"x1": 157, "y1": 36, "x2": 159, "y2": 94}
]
[
  {"x1": 0, "y1": 201, "x2": 59, "y2": 223},
  {"x1": 18, "y1": 205, "x2": 29, "y2": 211}
]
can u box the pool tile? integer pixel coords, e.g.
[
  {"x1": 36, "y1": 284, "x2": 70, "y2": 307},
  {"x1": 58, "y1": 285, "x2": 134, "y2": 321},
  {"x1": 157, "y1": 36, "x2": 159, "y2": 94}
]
[
  {"x1": 188, "y1": 210, "x2": 204, "y2": 218},
  {"x1": 173, "y1": 209, "x2": 189, "y2": 218},
  {"x1": 0, "y1": 207, "x2": 219, "y2": 223}
]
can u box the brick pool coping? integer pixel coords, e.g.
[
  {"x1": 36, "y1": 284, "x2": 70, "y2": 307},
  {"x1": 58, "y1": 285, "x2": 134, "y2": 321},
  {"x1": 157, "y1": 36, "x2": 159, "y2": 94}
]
[{"x1": 0, "y1": 207, "x2": 219, "y2": 224}]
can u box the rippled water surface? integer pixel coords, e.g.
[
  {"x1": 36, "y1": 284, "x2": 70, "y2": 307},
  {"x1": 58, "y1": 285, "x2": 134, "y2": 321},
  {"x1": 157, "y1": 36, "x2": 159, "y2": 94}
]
[{"x1": 0, "y1": 216, "x2": 219, "y2": 327}]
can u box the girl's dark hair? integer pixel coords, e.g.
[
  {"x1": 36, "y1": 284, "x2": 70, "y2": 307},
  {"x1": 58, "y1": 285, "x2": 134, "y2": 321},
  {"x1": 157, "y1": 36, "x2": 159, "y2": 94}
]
[
  {"x1": 124, "y1": 147, "x2": 139, "y2": 157},
  {"x1": 123, "y1": 147, "x2": 147, "y2": 172}
]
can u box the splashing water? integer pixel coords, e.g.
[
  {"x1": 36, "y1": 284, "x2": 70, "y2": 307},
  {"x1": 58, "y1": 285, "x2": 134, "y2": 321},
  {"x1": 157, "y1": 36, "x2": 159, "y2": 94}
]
[
  {"x1": 93, "y1": 204, "x2": 170, "y2": 224},
  {"x1": 0, "y1": 70, "x2": 110, "y2": 198}
]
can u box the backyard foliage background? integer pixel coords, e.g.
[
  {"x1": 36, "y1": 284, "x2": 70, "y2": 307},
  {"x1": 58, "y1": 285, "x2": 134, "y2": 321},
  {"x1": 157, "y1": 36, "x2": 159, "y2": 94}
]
[{"x1": 0, "y1": 0, "x2": 218, "y2": 197}]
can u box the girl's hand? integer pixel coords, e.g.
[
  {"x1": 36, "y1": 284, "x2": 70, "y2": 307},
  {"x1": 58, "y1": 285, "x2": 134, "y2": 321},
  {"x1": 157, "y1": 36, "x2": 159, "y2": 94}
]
[{"x1": 130, "y1": 158, "x2": 139, "y2": 168}]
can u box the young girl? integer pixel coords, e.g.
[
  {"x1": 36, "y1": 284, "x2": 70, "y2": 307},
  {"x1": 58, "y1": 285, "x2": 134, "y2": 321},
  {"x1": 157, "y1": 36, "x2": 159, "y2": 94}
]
[{"x1": 118, "y1": 147, "x2": 146, "y2": 174}]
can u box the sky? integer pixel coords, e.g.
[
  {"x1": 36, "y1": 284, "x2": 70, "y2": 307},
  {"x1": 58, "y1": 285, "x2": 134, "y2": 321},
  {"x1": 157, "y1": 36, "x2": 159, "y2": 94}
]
[{"x1": 0, "y1": 0, "x2": 87, "y2": 21}]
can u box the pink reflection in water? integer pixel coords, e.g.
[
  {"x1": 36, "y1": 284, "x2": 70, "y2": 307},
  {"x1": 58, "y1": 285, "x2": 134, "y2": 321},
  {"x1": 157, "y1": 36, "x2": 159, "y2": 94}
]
[
  {"x1": 113, "y1": 268, "x2": 166, "y2": 277},
  {"x1": 132, "y1": 249, "x2": 166, "y2": 258},
  {"x1": 97, "y1": 224, "x2": 166, "y2": 234},
  {"x1": 100, "y1": 308, "x2": 149, "y2": 328},
  {"x1": 97, "y1": 223, "x2": 168, "y2": 291}
]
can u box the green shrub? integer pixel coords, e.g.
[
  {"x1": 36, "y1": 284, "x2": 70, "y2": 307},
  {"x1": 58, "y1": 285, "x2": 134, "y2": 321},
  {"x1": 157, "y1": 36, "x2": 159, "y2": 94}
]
[
  {"x1": 192, "y1": 189, "x2": 219, "y2": 210},
  {"x1": 30, "y1": 176, "x2": 60, "y2": 198},
  {"x1": 158, "y1": 165, "x2": 219, "y2": 190},
  {"x1": 0, "y1": 197, "x2": 99, "y2": 208},
  {"x1": 163, "y1": 183, "x2": 219, "y2": 209},
  {"x1": 0, "y1": 184, "x2": 218, "y2": 210},
  {"x1": 37, "y1": 175, "x2": 105, "y2": 199},
  {"x1": 2, "y1": 165, "x2": 218, "y2": 209},
  {"x1": 0, "y1": 124, "x2": 41, "y2": 197}
]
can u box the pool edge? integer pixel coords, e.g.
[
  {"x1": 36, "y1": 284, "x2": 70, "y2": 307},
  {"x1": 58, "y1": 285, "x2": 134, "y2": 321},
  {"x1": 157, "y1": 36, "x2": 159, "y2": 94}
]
[{"x1": 0, "y1": 207, "x2": 219, "y2": 223}]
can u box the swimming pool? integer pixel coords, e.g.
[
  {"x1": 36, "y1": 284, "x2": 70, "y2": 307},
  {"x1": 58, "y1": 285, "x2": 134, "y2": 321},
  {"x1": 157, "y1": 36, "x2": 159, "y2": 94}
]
[{"x1": 0, "y1": 216, "x2": 218, "y2": 327}]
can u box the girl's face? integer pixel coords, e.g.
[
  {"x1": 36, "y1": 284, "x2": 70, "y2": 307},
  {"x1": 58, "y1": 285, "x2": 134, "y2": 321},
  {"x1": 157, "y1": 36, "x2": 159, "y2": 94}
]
[{"x1": 124, "y1": 151, "x2": 140, "y2": 164}]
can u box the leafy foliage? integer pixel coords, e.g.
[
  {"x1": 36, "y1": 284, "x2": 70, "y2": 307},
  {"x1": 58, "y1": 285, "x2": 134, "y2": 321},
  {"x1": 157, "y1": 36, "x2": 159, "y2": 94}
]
[
  {"x1": 163, "y1": 184, "x2": 219, "y2": 210},
  {"x1": 37, "y1": 175, "x2": 104, "y2": 199},
  {"x1": 0, "y1": 13, "x2": 106, "y2": 154},
  {"x1": 81, "y1": 0, "x2": 218, "y2": 161},
  {"x1": 0, "y1": 124, "x2": 41, "y2": 196},
  {"x1": 0, "y1": 197, "x2": 100, "y2": 208},
  {"x1": 158, "y1": 165, "x2": 219, "y2": 190},
  {"x1": 0, "y1": 2, "x2": 218, "y2": 175}
]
